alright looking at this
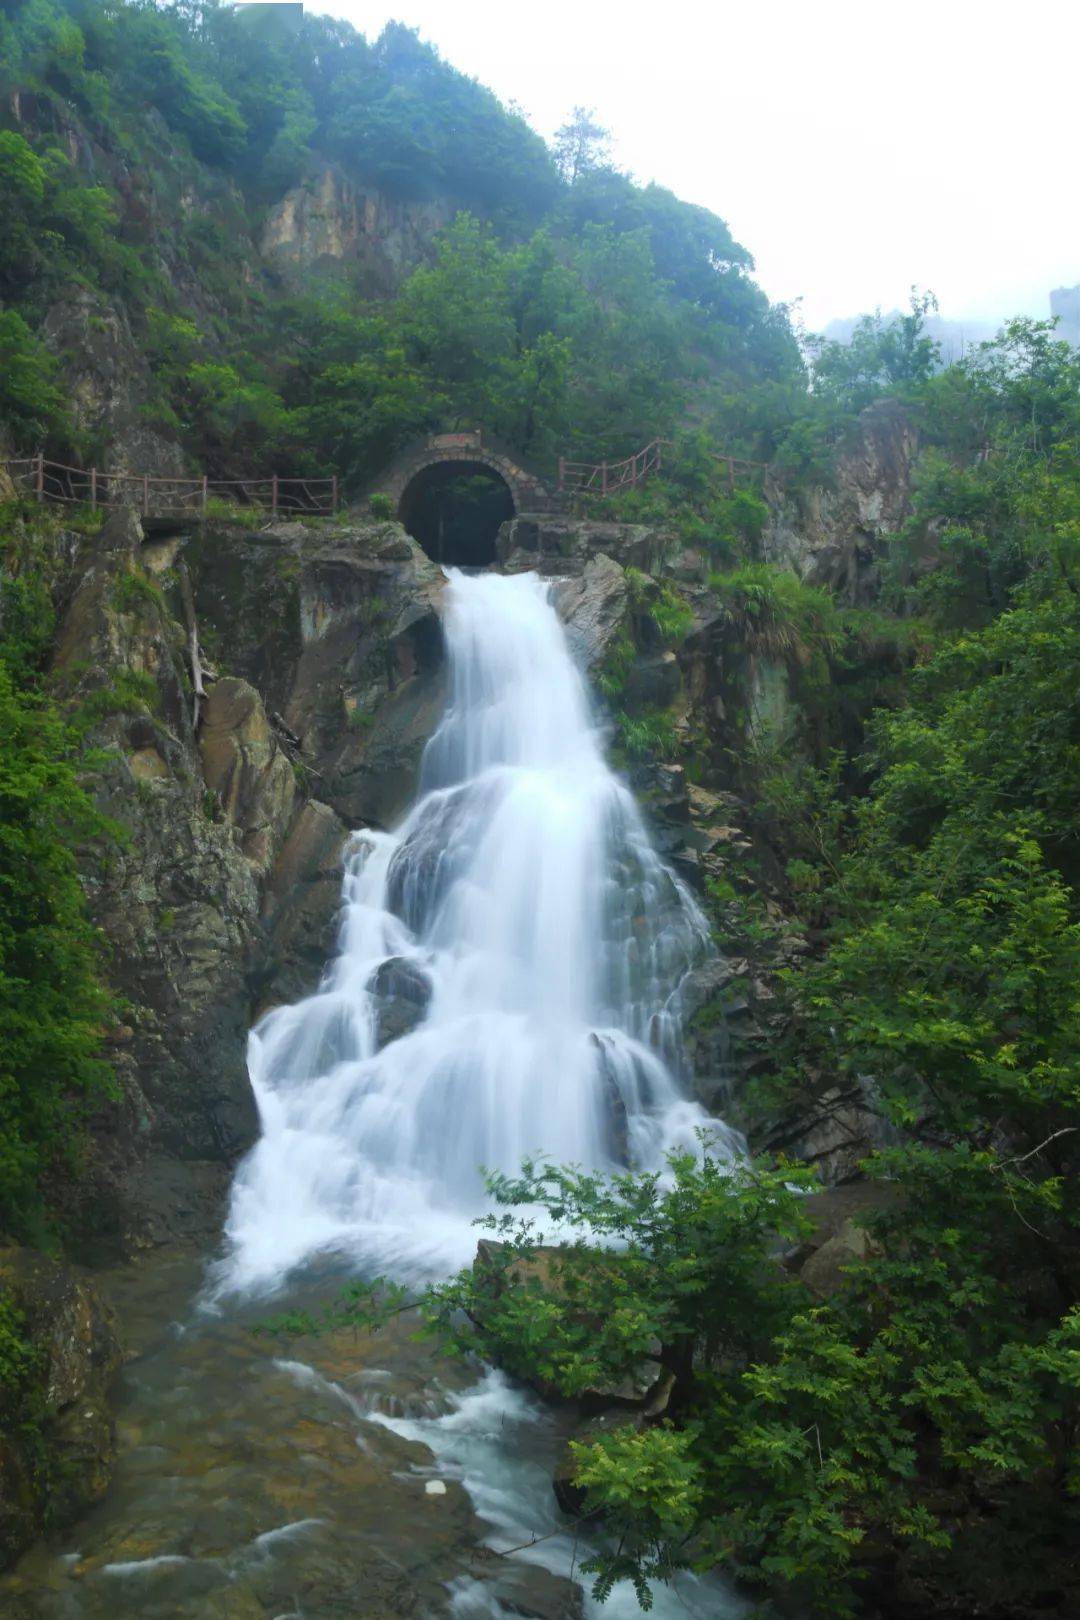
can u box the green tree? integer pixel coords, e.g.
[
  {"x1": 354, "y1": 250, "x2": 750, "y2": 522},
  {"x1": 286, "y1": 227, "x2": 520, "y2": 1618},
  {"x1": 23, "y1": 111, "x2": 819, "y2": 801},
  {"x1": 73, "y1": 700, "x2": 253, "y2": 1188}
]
[{"x1": 552, "y1": 105, "x2": 611, "y2": 184}]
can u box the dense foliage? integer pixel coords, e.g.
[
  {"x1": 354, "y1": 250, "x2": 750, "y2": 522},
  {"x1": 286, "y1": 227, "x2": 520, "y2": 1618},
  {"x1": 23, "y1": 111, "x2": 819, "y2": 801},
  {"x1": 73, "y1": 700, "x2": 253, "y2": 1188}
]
[
  {"x1": 0, "y1": 0, "x2": 799, "y2": 485},
  {"x1": 536, "y1": 320, "x2": 1080, "y2": 1613},
  {"x1": 0, "y1": 515, "x2": 116, "y2": 1244}
]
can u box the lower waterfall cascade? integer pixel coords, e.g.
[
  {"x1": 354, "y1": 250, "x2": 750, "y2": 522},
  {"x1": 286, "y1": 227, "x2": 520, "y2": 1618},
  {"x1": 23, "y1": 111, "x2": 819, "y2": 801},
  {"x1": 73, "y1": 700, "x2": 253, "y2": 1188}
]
[
  {"x1": 0, "y1": 569, "x2": 747, "y2": 1619},
  {"x1": 215, "y1": 567, "x2": 742, "y2": 1298}
]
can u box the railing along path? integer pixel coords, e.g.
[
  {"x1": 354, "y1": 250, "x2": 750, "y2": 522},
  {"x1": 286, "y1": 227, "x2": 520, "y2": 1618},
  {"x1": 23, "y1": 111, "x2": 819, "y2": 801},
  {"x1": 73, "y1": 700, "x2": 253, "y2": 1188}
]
[
  {"x1": 558, "y1": 439, "x2": 764, "y2": 498},
  {"x1": 2, "y1": 455, "x2": 338, "y2": 519},
  {"x1": 4, "y1": 438, "x2": 761, "y2": 522}
]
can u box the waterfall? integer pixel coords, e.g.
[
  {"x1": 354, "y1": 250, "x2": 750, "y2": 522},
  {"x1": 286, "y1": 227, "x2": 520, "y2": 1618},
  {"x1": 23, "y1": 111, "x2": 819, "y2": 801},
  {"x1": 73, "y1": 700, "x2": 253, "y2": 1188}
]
[{"x1": 216, "y1": 569, "x2": 739, "y2": 1298}]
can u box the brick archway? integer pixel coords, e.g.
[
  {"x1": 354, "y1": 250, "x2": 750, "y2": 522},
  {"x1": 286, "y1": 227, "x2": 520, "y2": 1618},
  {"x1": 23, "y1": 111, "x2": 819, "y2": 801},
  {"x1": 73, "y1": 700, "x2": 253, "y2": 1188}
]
[{"x1": 369, "y1": 430, "x2": 558, "y2": 521}]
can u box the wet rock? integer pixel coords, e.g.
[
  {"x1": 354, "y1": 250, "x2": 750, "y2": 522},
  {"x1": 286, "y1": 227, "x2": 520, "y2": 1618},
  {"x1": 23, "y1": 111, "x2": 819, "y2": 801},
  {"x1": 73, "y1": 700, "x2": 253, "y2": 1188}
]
[
  {"x1": 0, "y1": 1246, "x2": 123, "y2": 1570},
  {"x1": 781, "y1": 1183, "x2": 898, "y2": 1296},
  {"x1": 258, "y1": 800, "x2": 350, "y2": 1010},
  {"x1": 623, "y1": 649, "x2": 681, "y2": 709},
  {"x1": 799, "y1": 1220, "x2": 876, "y2": 1296},
  {"x1": 629, "y1": 760, "x2": 691, "y2": 830},
  {"x1": 552, "y1": 552, "x2": 629, "y2": 672},
  {"x1": 281, "y1": 523, "x2": 447, "y2": 827},
  {"x1": 589, "y1": 1033, "x2": 631, "y2": 1163},
  {"x1": 369, "y1": 956, "x2": 432, "y2": 1048}
]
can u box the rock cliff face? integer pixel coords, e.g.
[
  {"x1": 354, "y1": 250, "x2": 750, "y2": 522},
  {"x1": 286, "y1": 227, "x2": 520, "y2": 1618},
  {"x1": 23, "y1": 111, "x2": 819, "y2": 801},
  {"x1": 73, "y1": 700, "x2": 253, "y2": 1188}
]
[
  {"x1": 261, "y1": 163, "x2": 454, "y2": 293},
  {"x1": 37, "y1": 508, "x2": 446, "y2": 1256},
  {"x1": 763, "y1": 400, "x2": 918, "y2": 601}
]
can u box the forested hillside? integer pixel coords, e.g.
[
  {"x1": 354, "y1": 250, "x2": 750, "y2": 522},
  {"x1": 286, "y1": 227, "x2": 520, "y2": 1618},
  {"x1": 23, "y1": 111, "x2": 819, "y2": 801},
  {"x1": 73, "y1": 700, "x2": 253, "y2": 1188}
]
[
  {"x1": 0, "y1": 0, "x2": 800, "y2": 485},
  {"x1": 1, "y1": 3, "x2": 1079, "y2": 1617}
]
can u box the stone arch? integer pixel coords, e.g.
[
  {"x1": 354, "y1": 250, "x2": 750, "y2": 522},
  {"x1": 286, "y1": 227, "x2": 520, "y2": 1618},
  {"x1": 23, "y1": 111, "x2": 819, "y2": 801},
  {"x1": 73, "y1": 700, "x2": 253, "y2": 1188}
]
[{"x1": 369, "y1": 430, "x2": 559, "y2": 567}]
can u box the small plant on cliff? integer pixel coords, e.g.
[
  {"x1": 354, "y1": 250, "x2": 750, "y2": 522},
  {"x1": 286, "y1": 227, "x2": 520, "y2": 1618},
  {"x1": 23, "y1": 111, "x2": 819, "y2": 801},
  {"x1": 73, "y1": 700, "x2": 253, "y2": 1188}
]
[
  {"x1": 625, "y1": 569, "x2": 695, "y2": 648},
  {"x1": 613, "y1": 705, "x2": 678, "y2": 761},
  {"x1": 596, "y1": 629, "x2": 635, "y2": 700},
  {"x1": 111, "y1": 567, "x2": 165, "y2": 617},
  {"x1": 368, "y1": 493, "x2": 395, "y2": 521}
]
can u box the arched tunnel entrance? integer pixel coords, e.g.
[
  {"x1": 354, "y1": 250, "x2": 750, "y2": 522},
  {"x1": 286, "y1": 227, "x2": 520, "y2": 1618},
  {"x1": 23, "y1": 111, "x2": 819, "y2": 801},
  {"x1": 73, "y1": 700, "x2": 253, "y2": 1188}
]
[{"x1": 398, "y1": 460, "x2": 515, "y2": 568}]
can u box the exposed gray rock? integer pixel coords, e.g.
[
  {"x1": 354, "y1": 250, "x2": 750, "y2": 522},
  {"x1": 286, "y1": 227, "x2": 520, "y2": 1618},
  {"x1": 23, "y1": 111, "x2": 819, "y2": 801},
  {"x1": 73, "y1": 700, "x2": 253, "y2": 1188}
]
[
  {"x1": 763, "y1": 399, "x2": 918, "y2": 602},
  {"x1": 369, "y1": 956, "x2": 432, "y2": 1048},
  {"x1": 759, "y1": 1083, "x2": 897, "y2": 1185},
  {"x1": 200, "y1": 677, "x2": 297, "y2": 876},
  {"x1": 261, "y1": 162, "x2": 454, "y2": 294},
  {"x1": 553, "y1": 552, "x2": 629, "y2": 671},
  {"x1": 257, "y1": 800, "x2": 350, "y2": 1012},
  {"x1": 49, "y1": 511, "x2": 306, "y2": 1250},
  {"x1": 42, "y1": 287, "x2": 187, "y2": 478},
  {"x1": 498, "y1": 515, "x2": 673, "y2": 577}
]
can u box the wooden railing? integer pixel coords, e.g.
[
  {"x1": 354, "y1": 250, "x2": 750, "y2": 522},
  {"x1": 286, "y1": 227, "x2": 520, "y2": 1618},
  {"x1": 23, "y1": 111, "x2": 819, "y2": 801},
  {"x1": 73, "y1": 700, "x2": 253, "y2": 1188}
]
[
  {"x1": 558, "y1": 439, "x2": 667, "y2": 498},
  {"x1": 558, "y1": 439, "x2": 764, "y2": 499},
  {"x1": 1, "y1": 455, "x2": 338, "y2": 519}
]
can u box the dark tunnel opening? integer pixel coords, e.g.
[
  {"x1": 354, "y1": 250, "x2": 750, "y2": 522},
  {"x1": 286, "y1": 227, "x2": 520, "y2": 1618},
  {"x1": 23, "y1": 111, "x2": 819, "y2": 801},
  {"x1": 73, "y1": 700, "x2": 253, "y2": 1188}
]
[{"x1": 398, "y1": 461, "x2": 515, "y2": 568}]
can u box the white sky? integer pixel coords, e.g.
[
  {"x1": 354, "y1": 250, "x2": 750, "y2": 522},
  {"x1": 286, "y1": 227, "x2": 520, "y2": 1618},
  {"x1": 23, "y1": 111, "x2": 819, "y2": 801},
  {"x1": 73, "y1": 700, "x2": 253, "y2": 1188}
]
[{"x1": 312, "y1": 0, "x2": 1079, "y2": 333}]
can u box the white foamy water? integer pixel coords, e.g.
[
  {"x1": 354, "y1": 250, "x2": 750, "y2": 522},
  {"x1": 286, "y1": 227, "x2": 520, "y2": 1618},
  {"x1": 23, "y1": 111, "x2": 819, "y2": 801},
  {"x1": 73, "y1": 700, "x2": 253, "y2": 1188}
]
[
  {"x1": 215, "y1": 568, "x2": 739, "y2": 1297},
  {"x1": 280, "y1": 1359, "x2": 747, "y2": 1620}
]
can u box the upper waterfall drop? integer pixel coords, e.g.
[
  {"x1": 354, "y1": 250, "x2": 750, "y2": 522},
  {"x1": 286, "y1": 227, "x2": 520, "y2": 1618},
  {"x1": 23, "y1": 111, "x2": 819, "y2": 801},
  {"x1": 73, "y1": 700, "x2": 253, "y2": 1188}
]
[{"x1": 216, "y1": 569, "x2": 739, "y2": 1297}]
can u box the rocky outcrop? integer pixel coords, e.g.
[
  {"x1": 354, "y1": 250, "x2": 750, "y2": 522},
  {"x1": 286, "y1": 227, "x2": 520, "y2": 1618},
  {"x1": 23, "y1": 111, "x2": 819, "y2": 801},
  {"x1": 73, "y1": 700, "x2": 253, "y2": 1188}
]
[
  {"x1": 42, "y1": 289, "x2": 188, "y2": 479},
  {"x1": 553, "y1": 553, "x2": 629, "y2": 671},
  {"x1": 0, "y1": 1246, "x2": 122, "y2": 1567},
  {"x1": 51, "y1": 511, "x2": 279, "y2": 1247},
  {"x1": 256, "y1": 799, "x2": 349, "y2": 1013},
  {"x1": 498, "y1": 514, "x2": 674, "y2": 577},
  {"x1": 199, "y1": 677, "x2": 297, "y2": 877},
  {"x1": 763, "y1": 399, "x2": 918, "y2": 601},
  {"x1": 44, "y1": 510, "x2": 451, "y2": 1252},
  {"x1": 283, "y1": 522, "x2": 446, "y2": 827},
  {"x1": 261, "y1": 163, "x2": 453, "y2": 294}
]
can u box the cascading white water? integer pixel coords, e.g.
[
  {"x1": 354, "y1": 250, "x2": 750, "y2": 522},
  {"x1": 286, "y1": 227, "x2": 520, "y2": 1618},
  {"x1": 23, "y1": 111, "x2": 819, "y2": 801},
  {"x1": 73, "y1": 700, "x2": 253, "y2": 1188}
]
[{"x1": 216, "y1": 568, "x2": 739, "y2": 1298}]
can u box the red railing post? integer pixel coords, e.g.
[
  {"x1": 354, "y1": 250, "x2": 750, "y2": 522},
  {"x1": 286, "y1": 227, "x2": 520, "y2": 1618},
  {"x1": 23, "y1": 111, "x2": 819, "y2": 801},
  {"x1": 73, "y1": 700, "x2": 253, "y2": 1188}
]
[
  {"x1": 142, "y1": 474, "x2": 149, "y2": 516},
  {"x1": 558, "y1": 457, "x2": 565, "y2": 493},
  {"x1": 271, "y1": 473, "x2": 279, "y2": 520},
  {"x1": 35, "y1": 453, "x2": 44, "y2": 502},
  {"x1": 90, "y1": 467, "x2": 97, "y2": 510},
  {"x1": 331, "y1": 474, "x2": 338, "y2": 514},
  {"x1": 601, "y1": 461, "x2": 607, "y2": 496}
]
